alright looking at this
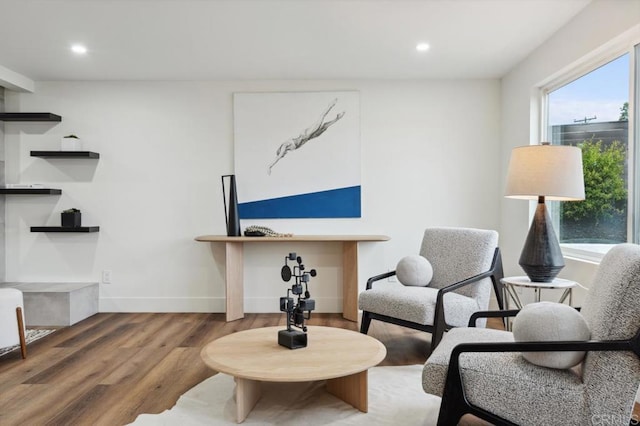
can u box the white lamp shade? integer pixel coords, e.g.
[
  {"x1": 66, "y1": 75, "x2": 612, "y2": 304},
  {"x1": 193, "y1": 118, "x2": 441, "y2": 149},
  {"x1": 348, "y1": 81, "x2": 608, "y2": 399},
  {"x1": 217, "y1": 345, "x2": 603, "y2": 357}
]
[{"x1": 505, "y1": 144, "x2": 585, "y2": 201}]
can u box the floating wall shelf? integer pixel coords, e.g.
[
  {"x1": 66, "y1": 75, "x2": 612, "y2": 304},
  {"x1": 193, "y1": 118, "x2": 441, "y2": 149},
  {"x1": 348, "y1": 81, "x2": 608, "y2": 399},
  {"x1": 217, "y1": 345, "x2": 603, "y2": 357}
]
[
  {"x1": 31, "y1": 151, "x2": 100, "y2": 159},
  {"x1": 31, "y1": 226, "x2": 100, "y2": 233},
  {"x1": 0, "y1": 188, "x2": 62, "y2": 195},
  {"x1": 0, "y1": 113, "x2": 62, "y2": 122}
]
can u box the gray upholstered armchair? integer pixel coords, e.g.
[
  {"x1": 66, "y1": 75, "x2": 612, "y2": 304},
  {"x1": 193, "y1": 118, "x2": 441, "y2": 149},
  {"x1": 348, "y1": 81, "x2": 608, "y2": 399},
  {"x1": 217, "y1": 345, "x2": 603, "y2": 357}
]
[
  {"x1": 358, "y1": 227, "x2": 503, "y2": 352},
  {"x1": 423, "y1": 243, "x2": 640, "y2": 426}
]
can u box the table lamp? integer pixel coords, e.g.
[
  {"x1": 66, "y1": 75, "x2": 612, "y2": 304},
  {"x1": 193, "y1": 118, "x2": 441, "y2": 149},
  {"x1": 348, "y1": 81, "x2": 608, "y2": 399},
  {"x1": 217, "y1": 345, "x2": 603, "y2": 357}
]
[{"x1": 505, "y1": 142, "x2": 584, "y2": 282}]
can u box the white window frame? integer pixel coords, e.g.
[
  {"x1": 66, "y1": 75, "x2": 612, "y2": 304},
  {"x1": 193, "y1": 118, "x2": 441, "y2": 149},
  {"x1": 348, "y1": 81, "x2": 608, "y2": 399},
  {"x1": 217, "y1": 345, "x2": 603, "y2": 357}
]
[{"x1": 535, "y1": 28, "x2": 640, "y2": 263}]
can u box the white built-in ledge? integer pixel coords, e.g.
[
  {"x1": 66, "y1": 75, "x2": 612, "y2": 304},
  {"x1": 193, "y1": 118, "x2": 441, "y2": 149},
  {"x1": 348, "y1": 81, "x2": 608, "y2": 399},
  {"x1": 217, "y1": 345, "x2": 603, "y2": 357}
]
[
  {"x1": 195, "y1": 235, "x2": 390, "y2": 322},
  {"x1": 0, "y1": 282, "x2": 98, "y2": 327}
]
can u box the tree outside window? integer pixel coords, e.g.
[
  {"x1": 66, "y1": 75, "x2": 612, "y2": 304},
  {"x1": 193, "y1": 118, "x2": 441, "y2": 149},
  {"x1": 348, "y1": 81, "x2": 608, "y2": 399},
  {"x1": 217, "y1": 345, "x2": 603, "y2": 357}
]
[
  {"x1": 560, "y1": 137, "x2": 627, "y2": 243},
  {"x1": 547, "y1": 54, "x2": 629, "y2": 249}
]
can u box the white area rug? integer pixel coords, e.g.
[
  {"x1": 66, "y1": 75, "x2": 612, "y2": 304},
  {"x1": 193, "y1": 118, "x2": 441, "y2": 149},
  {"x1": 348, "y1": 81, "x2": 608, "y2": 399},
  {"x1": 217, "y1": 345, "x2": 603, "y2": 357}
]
[
  {"x1": 131, "y1": 365, "x2": 442, "y2": 425},
  {"x1": 0, "y1": 328, "x2": 55, "y2": 358}
]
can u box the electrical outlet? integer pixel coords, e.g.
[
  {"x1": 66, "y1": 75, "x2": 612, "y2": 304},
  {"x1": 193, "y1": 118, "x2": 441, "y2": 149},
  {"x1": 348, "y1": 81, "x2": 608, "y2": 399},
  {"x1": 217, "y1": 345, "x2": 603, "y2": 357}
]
[{"x1": 102, "y1": 270, "x2": 112, "y2": 284}]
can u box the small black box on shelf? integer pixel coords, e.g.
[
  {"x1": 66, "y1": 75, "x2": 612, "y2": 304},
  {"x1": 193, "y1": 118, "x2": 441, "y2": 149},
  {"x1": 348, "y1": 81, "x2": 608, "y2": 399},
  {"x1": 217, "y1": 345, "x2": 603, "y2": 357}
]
[{"x1": 61, "y1": 210, "x2": 81, "y2": 228}]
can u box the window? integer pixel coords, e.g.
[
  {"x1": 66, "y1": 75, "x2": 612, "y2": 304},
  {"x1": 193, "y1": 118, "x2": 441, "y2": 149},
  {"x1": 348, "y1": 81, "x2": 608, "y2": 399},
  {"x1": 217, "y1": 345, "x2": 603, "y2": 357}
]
[{"x1": 542, "y1": 45, "x2": 637, "y2": 261}]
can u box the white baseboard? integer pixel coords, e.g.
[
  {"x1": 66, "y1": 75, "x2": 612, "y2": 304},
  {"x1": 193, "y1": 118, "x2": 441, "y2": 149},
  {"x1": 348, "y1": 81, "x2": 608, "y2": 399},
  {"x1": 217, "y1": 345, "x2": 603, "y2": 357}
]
[
  {"x1": 99, "y1": 296, "x2": 343, "y2": 313},
  {"x1": 99, "y1": 297, "x2": 226, "y2": 312}
]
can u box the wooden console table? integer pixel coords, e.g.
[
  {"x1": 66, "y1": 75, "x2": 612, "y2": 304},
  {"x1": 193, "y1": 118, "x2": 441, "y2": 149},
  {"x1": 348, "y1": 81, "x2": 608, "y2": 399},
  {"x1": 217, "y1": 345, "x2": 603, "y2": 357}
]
[{"x1": 195, "y1": 235, "x2": 390, "y2": 322}]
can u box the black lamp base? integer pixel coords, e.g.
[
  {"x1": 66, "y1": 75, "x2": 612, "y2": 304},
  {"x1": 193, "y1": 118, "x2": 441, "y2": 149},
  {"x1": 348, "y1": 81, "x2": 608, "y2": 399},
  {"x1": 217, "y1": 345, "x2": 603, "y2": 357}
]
[
  {"x1": 521, "y1": 263, "x2": 564, "y2": 283},
  {"x1": 519, "y1": 198, "x2": 564, "y2": 282}
]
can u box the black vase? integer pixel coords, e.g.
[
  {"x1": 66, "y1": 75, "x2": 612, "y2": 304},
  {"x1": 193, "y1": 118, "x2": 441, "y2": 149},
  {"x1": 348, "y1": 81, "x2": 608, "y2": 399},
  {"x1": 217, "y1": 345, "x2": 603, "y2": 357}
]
[{"x1": 222, "y1": 175, "x2": 241, "y2": 237}]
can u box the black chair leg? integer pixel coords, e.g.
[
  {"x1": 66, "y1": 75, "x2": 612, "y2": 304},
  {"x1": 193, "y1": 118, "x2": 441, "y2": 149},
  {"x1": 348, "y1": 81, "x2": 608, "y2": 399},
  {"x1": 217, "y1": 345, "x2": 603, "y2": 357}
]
[
  {"x1": 436, "y1": 394, "x2": 464, "y2": 426},
  {"x1": 360, "y1": 311, "x2": 372, "y2": 334},
  {"x1": 430, "y1": 327, "x2": 445, "y2": 353}
]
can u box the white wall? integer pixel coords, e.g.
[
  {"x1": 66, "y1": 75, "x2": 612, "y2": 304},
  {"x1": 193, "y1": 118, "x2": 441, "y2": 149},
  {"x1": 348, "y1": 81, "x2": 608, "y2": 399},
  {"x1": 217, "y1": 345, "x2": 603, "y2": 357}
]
[
  {"x1": 500, "y1": 0, "x2": 640, "y2": 305},
  {"x1": 4, "y1": 79, "x2": 501, "y2": 313},
  {"x1": 0, "y1": 88, "x2": 5, "y2": 281}
]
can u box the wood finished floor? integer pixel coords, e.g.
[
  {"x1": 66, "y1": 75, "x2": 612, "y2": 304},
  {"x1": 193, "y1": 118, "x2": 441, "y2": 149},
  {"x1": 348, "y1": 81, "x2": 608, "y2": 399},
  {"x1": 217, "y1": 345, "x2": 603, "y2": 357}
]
[{"x1": 0, "y1": 313, "x2": 636, "y2": 425}]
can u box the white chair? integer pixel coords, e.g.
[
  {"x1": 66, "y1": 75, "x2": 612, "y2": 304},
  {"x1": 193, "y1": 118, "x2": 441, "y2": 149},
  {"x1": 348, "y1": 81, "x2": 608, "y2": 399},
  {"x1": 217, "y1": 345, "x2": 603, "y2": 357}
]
[
  {"x1": 0, "y1": 288, "x2": 27, "y2": 359},
  {"x1": 422, "y1": 243, "x2": 640, "y2": 425},
  {"x1": 359, "y1": 227, "x2": 503, "y2": 352}
]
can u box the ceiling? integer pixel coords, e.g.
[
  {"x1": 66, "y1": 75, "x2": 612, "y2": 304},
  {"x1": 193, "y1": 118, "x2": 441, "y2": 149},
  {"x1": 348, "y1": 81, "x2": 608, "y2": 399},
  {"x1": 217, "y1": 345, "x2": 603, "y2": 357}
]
[{"x1": 0, "y1": 0, "x2": 591, "y2": 82}]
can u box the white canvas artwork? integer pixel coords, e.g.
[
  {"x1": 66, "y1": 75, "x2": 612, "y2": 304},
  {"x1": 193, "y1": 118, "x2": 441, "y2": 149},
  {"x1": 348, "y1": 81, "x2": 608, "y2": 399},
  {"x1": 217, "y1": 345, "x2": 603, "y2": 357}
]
[{"x1": 233, "y1": 91, "x2": 361, "y2": 218}]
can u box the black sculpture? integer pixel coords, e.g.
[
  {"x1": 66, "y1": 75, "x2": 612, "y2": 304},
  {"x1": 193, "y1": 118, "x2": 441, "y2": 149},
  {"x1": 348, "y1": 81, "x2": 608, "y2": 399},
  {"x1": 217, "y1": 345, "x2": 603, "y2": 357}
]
[{"x1": 278, "y1": 253, "x2": 317, "y2": 349}]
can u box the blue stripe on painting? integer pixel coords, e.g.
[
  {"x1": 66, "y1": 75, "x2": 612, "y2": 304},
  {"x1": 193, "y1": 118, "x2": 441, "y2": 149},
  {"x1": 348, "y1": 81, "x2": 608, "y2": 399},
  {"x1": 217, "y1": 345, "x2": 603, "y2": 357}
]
[{"x1": 239, "y1": 186, "x2": 361, "y2": 218}]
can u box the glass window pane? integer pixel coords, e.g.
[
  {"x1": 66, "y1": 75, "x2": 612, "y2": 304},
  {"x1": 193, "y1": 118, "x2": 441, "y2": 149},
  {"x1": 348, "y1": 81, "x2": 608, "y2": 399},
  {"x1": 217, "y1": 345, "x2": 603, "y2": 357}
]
[{"x1": 547, "y1": 54, "x2": 629, "y2": 248}]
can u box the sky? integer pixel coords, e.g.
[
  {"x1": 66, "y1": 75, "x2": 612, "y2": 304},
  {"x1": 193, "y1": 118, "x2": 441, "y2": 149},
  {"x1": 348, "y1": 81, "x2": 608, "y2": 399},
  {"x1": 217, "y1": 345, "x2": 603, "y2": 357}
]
[{"x1": 548, "y1": 53, "x2": 629, "y2": 126}]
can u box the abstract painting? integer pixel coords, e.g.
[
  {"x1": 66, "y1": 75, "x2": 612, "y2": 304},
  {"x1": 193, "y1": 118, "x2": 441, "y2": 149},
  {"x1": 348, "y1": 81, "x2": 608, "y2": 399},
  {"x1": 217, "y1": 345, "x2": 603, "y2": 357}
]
[{"x1": 233, "y1": 91, "x2": 360, "y2": 219}]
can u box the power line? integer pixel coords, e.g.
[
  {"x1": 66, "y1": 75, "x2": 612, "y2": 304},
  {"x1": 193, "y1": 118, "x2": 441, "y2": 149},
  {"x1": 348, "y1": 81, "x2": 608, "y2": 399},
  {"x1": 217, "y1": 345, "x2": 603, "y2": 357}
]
[{"x1": 573, "y1": 115, "x2": 597, "y2": 124}]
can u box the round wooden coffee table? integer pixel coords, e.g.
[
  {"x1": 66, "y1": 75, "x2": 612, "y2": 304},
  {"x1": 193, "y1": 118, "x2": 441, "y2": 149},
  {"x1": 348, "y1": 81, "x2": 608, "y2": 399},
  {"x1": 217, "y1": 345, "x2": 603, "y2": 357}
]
[{"x1": 200, "y1": 326, "x2": 386, "y2": 423}]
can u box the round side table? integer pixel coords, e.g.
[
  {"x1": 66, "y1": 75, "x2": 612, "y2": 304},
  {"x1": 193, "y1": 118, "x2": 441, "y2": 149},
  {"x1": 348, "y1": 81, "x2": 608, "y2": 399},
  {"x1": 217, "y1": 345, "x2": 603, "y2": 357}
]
[
  {"x1": 200, "y1": 326, "x2": 386, "y2": 423},
  {"x1": 501, "y1": 276, "x2": 578, "y2": 310}
]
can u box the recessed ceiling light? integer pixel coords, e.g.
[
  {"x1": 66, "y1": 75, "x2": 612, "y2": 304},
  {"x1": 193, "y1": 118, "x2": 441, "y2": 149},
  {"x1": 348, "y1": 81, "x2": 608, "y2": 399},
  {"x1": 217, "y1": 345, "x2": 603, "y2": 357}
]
[
  {"x1": 416, "y1": 43, "x2": 430, "y2": 52},
  {"x1": 71, "y1": 44, "x2": 88, "y2": 55}
]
